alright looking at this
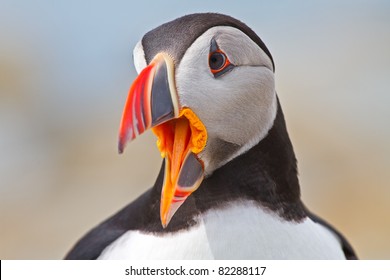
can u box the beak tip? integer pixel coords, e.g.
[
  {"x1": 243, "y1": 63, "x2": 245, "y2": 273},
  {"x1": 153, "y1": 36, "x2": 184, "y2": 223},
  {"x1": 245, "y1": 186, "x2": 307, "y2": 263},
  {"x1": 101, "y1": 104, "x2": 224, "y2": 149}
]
[
  {"x1": 160, "y1": 202, "x2": 181, "y2": 229},
  {"x1": 161, "y1": 216, "x2": 171, "y2": 229},
  {"x1": 160, "y1": 214, "x2": 168, "y2": 229},
  {"x1": 118, "y1": 140, "x2": 125, "y2": 154}
]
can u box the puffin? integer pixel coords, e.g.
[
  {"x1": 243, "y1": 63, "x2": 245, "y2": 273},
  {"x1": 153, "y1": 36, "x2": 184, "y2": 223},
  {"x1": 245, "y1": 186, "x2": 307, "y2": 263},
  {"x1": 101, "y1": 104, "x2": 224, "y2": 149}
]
[{"x1": 65, "y1": 13, "x2": 357, "y2": 260}]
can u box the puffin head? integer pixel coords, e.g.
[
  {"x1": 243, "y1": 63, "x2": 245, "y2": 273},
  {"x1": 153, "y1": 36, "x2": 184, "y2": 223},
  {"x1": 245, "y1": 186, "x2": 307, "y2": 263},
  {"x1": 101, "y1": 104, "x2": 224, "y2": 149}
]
[{"x1": 119, "y1": 13, "x2": 277, "y2": 228}]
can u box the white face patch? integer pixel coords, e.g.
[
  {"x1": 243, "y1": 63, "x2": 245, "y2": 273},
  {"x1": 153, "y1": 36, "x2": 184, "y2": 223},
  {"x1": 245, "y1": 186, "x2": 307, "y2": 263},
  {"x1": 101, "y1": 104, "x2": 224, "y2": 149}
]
[
  {"x1": 133, "y1": 40, "x2": 147, "y2": 74},
  {"x1": 175, "y1": 26, "x2": 277, "y2": 175}
]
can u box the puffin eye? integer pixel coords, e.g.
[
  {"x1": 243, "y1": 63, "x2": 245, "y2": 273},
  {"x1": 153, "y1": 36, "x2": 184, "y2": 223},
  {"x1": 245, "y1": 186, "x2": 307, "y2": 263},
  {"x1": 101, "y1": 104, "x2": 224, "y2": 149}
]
[
  {"x1": 208, "y1": 50, "x2": 234, "y2": 78},
  {"x1": 209, "y1": 51, "x2": 226, "y2": 71}
]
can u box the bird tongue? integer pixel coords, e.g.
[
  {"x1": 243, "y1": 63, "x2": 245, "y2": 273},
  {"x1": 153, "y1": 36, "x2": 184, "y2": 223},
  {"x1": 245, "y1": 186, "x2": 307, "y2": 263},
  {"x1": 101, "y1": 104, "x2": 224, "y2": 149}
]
[{"x1": 152, "y1": 108, "x2": 207, "y2": 227}]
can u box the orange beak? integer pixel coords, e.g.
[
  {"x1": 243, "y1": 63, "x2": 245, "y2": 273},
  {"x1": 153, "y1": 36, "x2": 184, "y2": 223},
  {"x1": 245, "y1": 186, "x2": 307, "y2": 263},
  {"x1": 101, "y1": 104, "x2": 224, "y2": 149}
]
[{"x1": 118, "y1": 53, "x2": 207, "y2": 228}]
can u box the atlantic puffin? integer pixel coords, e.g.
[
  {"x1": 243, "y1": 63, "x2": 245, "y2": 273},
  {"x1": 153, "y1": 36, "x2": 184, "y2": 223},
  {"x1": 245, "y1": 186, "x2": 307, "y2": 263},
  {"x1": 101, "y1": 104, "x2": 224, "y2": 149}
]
[{"x1": 65, "y1": 13, "x2": 357, "y2": 260}]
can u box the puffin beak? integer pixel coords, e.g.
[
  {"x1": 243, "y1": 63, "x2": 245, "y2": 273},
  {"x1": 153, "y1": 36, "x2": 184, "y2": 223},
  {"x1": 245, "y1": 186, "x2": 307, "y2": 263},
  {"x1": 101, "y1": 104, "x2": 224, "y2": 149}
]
[{"x1": 118, "y1": 53, "x2": 208, "y2": 228}]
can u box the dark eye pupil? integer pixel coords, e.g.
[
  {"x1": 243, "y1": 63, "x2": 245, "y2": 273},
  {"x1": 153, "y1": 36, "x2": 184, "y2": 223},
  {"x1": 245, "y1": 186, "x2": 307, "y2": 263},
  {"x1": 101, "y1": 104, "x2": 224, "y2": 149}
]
[{"x1": 209, "y1": 52, "x2": 226, "y2": 70}]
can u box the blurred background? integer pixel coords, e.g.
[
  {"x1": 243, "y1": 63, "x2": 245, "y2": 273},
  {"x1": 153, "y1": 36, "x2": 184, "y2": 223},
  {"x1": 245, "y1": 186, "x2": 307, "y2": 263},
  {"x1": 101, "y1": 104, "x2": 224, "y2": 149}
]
[{"x1": 0, "y1": 0, "x2": 389, "y2": 259}]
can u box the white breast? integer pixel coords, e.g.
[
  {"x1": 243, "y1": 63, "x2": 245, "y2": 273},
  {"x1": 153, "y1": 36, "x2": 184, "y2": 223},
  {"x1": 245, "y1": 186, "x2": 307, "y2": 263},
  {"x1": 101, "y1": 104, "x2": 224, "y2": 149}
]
[{"x1": 98, "y1": 201, "x2": 345, "y2": 260}]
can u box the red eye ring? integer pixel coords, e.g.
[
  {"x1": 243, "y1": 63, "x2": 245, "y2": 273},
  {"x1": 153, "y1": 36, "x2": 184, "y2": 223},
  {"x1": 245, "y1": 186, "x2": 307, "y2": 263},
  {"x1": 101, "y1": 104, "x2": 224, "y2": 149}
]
[
  {"x1": 208, "y1": 49, "x2": 234, "y2": 78},
  {"x1": 209, "y1": 50, "x2": 231, "y2": 75}
]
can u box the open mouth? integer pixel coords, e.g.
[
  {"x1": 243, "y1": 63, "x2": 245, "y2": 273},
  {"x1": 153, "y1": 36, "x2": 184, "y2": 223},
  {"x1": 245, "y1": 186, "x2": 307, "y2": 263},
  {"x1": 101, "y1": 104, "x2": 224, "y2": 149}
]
[
  {"x1": 153, "y1": 108, "x2": 207, "y2": 227},
  {"x1": 118, "y1": 53, "x2": 208, "y2": 227}
]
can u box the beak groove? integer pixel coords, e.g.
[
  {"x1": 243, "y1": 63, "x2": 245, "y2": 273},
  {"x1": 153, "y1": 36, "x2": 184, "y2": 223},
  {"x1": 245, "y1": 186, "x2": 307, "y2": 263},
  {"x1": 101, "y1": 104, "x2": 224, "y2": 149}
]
[
  {"x1": 118, "y1": 53, "x2": 179, "y2": 153},
  {"x1": 118, "y1": 53, "x2": 207, "y2": 228},
  {"x1": 160, "y1": 150, "x2": 204, "y2": 227}
]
